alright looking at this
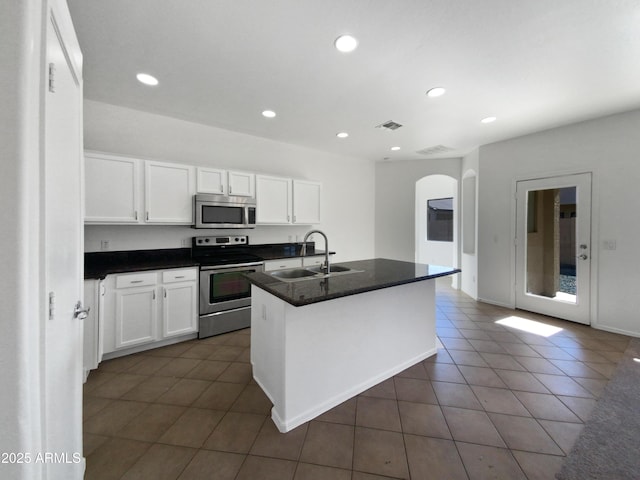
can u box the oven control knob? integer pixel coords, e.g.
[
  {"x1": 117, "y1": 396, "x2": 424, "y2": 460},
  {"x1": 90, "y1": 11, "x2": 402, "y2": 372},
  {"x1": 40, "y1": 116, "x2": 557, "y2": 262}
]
[{"x1": 204, "y1": 238, "x2": 210, "y2": 243}]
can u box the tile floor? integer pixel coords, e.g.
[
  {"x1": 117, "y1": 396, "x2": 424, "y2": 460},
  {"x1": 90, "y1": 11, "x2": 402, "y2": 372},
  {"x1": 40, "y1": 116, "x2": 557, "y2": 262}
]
[{"x1": 83, "y1": 281, "x2": 630, "y2": 479}]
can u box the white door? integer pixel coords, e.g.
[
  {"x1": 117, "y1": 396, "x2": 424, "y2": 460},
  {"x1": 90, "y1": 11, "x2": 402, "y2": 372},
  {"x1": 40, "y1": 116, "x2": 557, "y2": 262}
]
[
  {"x1": 515, "y1": 173, "x2": 592, "y2": 324},
  {"x1": 44, "y1": 2, "x2": 84, "y2": 478}
]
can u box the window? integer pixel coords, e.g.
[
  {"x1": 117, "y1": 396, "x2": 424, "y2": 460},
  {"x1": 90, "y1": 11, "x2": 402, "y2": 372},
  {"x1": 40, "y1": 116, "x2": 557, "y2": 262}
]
[{"x1": 427, "y1": 197, "x2": 453, "y2": 242}]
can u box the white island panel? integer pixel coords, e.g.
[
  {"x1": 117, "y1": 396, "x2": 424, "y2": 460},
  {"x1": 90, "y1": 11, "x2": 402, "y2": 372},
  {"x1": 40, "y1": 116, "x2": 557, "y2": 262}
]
[{"x1": 251, "y1": 279, "x2": 436, "y2": 432}]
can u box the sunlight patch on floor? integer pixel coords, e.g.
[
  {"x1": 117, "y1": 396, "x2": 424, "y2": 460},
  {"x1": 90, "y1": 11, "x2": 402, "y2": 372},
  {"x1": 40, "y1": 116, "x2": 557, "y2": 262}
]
[{"x1": 496, "y1": 315, "x2": 563, "y2": 337}]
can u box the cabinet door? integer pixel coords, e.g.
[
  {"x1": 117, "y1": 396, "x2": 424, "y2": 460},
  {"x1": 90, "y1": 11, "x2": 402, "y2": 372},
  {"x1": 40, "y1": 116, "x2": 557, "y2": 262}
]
[
  {"x1": 162, "y1": 282, "x2": 198, "y2": 338},
  {"x1": 85, "y1": 152, "x2": 140, "y2": 223},
  {"x1": 228, "y1": 171, "x2": 255, "y2": 197},
  {"x1": 83, "y1": 279, "x2": 101, "y2": 377},
  {"x1": 256, "y1": 175, "x2": 292, "y2": 224},
  {"x1": 197, "y1": 167, "x2": 227, "y2": 194},
  {"x1": 114, "y1": 286, "x2": 158, "y2": 349},
  {"x1": 293, "y1": 180, "x2": 322, "y2": 224},
  {"x1": 145, "y1": 161, "x2": 195, "y2": 223}
]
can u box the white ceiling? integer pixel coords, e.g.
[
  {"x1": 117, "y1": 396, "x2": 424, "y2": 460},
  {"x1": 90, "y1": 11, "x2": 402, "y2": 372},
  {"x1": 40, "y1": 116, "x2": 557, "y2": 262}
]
[{"x1": 67, "y1": 0, "x2": 640, "y2": 162}]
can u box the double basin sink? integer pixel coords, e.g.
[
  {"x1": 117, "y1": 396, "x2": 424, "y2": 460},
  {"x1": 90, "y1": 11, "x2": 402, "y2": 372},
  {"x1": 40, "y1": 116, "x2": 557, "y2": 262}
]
[{"x1": 270, "y1": 264, "x2": 361, "y2": 282}]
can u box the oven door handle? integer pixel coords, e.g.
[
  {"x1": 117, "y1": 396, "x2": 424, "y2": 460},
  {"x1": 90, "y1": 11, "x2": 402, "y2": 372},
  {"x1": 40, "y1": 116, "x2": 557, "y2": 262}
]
[
  {"x1": 200, "y1": 306, "x2": 251, "y2": 318},
  {"x1": 200, "y1": 261, "x2": 264, "y2": 271}
]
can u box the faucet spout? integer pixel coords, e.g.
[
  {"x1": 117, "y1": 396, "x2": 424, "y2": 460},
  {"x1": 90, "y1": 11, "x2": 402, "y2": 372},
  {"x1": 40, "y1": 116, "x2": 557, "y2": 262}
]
[{"x1": 302, "y1": 229, "x2": 330, "y2": 274}]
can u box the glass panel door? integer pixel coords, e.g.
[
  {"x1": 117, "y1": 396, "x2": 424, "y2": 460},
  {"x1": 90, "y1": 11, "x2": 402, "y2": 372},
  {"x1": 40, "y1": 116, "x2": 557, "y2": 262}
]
[{"x1": 515, "y1": 173, "x2": 591, "y2": 324}]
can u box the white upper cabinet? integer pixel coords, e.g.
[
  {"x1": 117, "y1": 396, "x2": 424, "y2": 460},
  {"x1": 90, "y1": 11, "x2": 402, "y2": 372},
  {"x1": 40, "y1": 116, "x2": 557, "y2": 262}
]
[
  {"x1": 256, "y1": 175, "x2": 322, "y2": 225},
  {"x1": 144, "y1": 161, "x2": 195, "y2": 224},
  {"x1": 196, "y1": 167, "x2": 255, "y2": 197},
  {"x1": 228, "y1": 170, "x2": 255, "y2": 197},
  {"x1": 256, "y1": 174, "x2": 292, "y2": 224},
  {"x1": 196, "y1": 167, "x2": 227, "y2": 195},
  {"x1": 85, "y1": 152, "x2": 140, "y2": 223},
  {"x1": 293, "y1": 180, "x2": 322, "y2": 224}
]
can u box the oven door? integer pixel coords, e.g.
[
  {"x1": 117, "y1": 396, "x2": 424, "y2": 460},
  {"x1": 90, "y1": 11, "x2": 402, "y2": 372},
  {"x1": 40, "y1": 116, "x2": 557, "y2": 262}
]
[{"x1": 199, "y1": 262, "x2": 264, "y2": 315}]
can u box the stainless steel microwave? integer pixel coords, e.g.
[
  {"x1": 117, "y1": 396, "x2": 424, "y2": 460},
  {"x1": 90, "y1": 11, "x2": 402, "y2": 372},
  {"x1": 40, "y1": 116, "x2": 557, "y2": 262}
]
[{"x1": 193, "y1": 194, "x2": 256, "y2": 229}]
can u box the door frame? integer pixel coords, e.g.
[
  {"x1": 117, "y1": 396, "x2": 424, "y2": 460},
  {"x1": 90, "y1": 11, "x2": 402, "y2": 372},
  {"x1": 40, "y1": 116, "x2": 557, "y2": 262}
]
[{"x1": 510, "y1": 170, "x2": 599, "y2": 324}]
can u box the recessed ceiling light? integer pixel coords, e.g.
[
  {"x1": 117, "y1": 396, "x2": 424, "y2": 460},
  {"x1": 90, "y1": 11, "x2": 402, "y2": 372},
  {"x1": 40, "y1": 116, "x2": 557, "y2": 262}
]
[
  {"x1": 334, "y1": 35, "x2": 358, "y2": 53},
  {"x1": 136, "y1": 73, "x2": 158, "y2": 86},
  {"x1": 390, "y1": 146, "x2": 401, "y2": 151},
  {"x1": 481, "y1": 116, "x2": 497, "y2": 124},
  {"x1": 262, "y1": 110, "x2": 276, "y2": 118},
  {"x1": 426, "y1": 87, "x2": 446, "y2": 98},
  {"x1": 336, "y1": 132, "x2": 349, "y2": 138}
]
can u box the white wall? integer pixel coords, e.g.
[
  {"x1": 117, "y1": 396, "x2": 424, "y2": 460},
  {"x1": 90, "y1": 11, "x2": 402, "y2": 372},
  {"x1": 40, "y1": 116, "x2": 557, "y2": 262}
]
[
  {"x1": 415, "y1": 175, "x2": 456, "y2": 267},
  {"x1": 0, "y1": 1, "x2": 45, "y2": 478},
  {"x1": 83, "y1": 101, "x2": 376, "y2": 262},
  {"x1": 375, "y1": 158, "x2": 461, "y2": 263},
  {"x1": 461, "y1": 150, "x2": 479, "y2": 299},
  {"x1": 478, "y1": 108, "x2": 640, "y2": 337}
]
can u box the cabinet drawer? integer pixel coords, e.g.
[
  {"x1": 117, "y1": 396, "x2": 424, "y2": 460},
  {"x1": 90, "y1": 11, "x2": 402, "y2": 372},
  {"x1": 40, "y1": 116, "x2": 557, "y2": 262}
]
[
  {"x1": 264, "y1": 258, "x2": 302, "y2": 271},
  {"x1": 115, "y1": 272, "x2": 157, "y2": 289},
  {"x1": 162, "y1": 268, "x2": 197, "y2": 284}
]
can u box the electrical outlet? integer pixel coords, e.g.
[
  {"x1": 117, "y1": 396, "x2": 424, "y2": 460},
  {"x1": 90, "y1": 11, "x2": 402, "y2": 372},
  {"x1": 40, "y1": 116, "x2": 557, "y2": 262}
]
[
  {"x1": 100, "y1": 240, "x2": 109, "y2": 250},
  {"x1": 603, "y1": 239, "x2": 617, "y2": 251}
]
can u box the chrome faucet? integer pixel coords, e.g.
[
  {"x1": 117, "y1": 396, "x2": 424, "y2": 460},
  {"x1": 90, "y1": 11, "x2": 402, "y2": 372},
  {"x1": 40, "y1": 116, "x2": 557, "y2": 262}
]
[{"x1": 301, "y1": 229, "x2": 330, "y2": 274}]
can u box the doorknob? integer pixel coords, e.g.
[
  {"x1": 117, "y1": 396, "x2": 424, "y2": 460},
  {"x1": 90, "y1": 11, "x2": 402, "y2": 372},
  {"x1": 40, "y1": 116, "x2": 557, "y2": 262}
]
[
  {"x1": 74, "y1": 300, "x2": 90, "y2": 320},
  {"x1": 577, "y1": 254, "x2": 588, "y2": 260}
]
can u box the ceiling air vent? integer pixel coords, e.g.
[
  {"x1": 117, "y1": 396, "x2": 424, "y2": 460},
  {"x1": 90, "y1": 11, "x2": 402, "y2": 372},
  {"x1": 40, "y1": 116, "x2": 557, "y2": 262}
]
[
  {"x1": 416, "y1": 145, "x2": 455, "y2": 156},
  {"x1": 376, "y1": 120, "x2": 403, "y2": 131}
]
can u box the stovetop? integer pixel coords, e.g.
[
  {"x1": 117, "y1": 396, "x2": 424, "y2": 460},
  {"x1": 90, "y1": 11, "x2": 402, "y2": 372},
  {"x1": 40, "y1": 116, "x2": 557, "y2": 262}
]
[{"x1": 191, "y1": 235, "x2": 263, "y2": 266}]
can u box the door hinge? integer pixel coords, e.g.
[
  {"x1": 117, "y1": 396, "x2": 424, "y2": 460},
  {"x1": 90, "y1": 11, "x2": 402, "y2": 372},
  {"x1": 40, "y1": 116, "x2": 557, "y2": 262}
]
[{"x1": 48, "y1": 63, "x2": 56, "y2": 93}]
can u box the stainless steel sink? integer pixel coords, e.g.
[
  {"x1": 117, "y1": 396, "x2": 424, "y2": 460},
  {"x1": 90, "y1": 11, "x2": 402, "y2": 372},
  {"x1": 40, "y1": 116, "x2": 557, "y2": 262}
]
[
  {"x1": 306, "y1": 265, "x2": 352, "y2": 274},
  {"x1": 269, "y1": 264, "x2": 362, "y2": 282},
  {"x1": 271, "y1": 268, "x2": 318, "y2": 279}
]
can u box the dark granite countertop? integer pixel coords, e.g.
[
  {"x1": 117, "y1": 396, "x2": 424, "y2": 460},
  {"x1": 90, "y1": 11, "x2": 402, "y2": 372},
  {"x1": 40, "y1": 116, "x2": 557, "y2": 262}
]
[
  {"x1": 245, "y1": 258, "x2": 460, "y2": 306},
  {"x1": 84, "y1": 244, "x2": 332, "y2": 279}
]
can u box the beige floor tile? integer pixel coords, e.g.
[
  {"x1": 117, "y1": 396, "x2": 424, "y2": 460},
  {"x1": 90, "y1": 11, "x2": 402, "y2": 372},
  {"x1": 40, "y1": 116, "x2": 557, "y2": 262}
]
[
  {"x1": 448, "y1": 349, "x2": 490, "y2": 367},
  {"x1": 513, "y1": 356, "x2": 565, "y2": 375},
  {"x1": 442, "y1": 406, "x2": 506, "y2": 447},
  {"x1": 404, "y1": 435, "x2": 468, "y2": 480},
  {"x1": 353, "y1": 427, "x2": 409, "y2": 479},
  {"x1": 235, "y1": 455, "x2": 296, "y2": 480},
  {"x1": 479, "y1": 352, "x2": 527, "y2": 371},
  {"x1": 180, "y1": 344, "x2": 218, "y2": 359},
  {"x1": 203, "y1": 411, "x2": 266, "y2": 453},
  {"x1": 116, "y1": 403, "x2": 186, "y2": 442},
  {"x1": 250, "y1": 419, "x2": 308, "y2": 461},
  {"x1": 120, "y1": 443, "x2": 196, "y2": 480},
  {"x1": 216, "y1": 362, "x2": 253, "y2": 384},
  {"x1": 513, "y1": 391, "x2": 581, "y2": 422},
  {"x1": 299, "y1": 421, "x2": 354, "y2": 469},
  {"x1": 83, "y1": 433, "x2": 109, "y2": 457},
  {"x1": 557, "y1": 395, "x2": 597, "y2": 422},
  {"x1": 470, "y1": 385, "x2": 531, "y2": 416},
  {"x1": 121, "y1": 375, "x2": 180, "y2": 402},
  {"x1": 83, "y1": 395, "x2": 112, "y2": 420},
  {"x1": 533, "y1": 373, "x2": 594, "y2": 397},
  {"x1": 153, "y1": 357, "x2": 202, "y2": 378},
  {"x1": 156, "y1": 378, "x2": 212, "y2": 406},
  {"x1": 159, "y1": 407, "x2": 225, "y2": 448},
  {"x1": 89, "y1": 373, "x2": 149, "y2": 399},
  {"x1": 538, "y1": 419, "x2": 584, "y2": 454},
  {"x1": 458, "y1": 365, "x2": 508, "y2": 388},
  {"x1": 206, "y1": 345, "x2": 245, "y2": 361},
  {"x1": 512, "y1": 450, "x2": 565, "y2": 480},
  {"x1": 85, "y1": 437, "x2": 151, "y2": 480},
  {"x1": 293, "y1": 462, "x2": 351, "y2": 480},
  {"x1": 185, "y1": 359, "x2": 231, "y2": 381},
  {"x1": 457, "y1": 442, "x2": 526, "y2": 480},
  {"x1": 359, "y1": 377, "x2": 397, "y2": 399},
  {"x1": 83, "y1": 399, "x2": 148, "y2": 436},
  {"x1": 393, "y1": 377, "x2": 438, "y2": 404},
  {"x1": 395, "y1": 362, "x2": 429, "y2": 379},
  {"x1": 192, "y1": 381, "x2": 244, "y2": 410},
  {"x1": 98, "y1": 354, "x2": 147, "y2": 373},
  {"x1": 125, "y1": 355, "x2": 172, "y2": 375},
  {"x1": 229, "y1": 384, "x2": 273, "y2": 414},
  {"x1": 356, "y1": 396, "x2": 402, "y2": 431},
  {"x1": 177, "y1": 450, "x2": 245, "y2": 480},
  {"x1": 423, "y1": 362, "x2": 466, "y2": 383},
  {"x1": 488, "y1": 413, "x2": 563, "y2": 455},
  {"x1": 432, "y1": 381, "x2": 483, "y2": 410},
  {"x1": 397, "y1": 401, "x2": 451, "y2": 439},
  {"x1": 494, "y1": 369, "x2": 551, "y2": 393},
  {"x1": 315, "y1": 398, "x2": 356, "y2": 425}
]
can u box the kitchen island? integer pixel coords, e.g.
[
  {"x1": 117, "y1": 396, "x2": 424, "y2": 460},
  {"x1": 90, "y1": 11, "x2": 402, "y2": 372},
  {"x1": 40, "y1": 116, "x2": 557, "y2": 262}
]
[{"x1": 245, "y1": 258, "x2": 459, "y2": 432}]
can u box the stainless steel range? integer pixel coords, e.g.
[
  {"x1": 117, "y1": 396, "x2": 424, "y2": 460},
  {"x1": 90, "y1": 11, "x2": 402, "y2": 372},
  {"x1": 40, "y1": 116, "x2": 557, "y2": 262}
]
[{"x1": 192, "y1": 235, "x2": 264, "y2": 338}]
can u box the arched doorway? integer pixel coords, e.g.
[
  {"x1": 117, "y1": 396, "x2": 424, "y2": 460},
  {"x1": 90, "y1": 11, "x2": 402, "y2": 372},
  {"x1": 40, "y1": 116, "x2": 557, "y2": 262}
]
[{"x1": 415, "y1": 175, "x2": 459, "y2": 287}]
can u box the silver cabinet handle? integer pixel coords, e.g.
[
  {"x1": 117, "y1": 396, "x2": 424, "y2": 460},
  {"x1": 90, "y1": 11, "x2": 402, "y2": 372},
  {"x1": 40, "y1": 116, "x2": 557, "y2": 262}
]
[
  {"x1": 229, "y1": 185, "x2": 232, "y2": 194},
  {"x1": 175, "y1": 275, "x2": 185, "y2": 279},
  {"x1": 146, "y1": 211, "x2": 149, "y2": 221},
  {"x1": 134, "y1": 211, "x2": 138, "y2": 220},
  {"x1": 130, "y1": 280, "x2": 143, "y2": 284}
]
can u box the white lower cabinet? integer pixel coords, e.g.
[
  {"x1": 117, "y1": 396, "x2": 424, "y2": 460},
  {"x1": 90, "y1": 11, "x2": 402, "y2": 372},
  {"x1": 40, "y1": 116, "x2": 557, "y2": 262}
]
[
  {"x1": 102, "y1": 267, "x2": 198, "y2": 358},
  {"x1": 83, "y1": 279, "x2": 103, "y2": 380},
  {"x1": 263, "y1": 258, "x2": 303, "y2": 271}
]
